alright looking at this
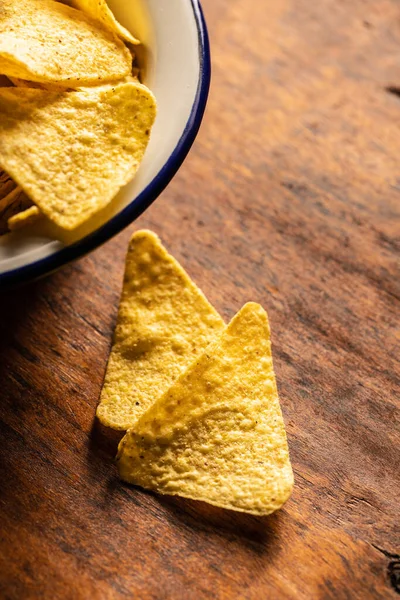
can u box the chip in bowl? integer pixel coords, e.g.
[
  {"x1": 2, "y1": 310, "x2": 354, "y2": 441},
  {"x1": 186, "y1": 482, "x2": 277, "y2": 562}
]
[
  {"x1": 8, "y1": 205, "x2": 41, "y2": 231},
  {"x1": 0, "y1": 187, "x2": 33, "y2": 235},
  {"x1": 0, "y1": 0, "x2": 132, "y2": 87},
  {"x1": 0, "y1": 82, "x2": 156, "y2": 230},
  {"x1": 71, "y1": 0, "x2": 140, "y2": 45}
]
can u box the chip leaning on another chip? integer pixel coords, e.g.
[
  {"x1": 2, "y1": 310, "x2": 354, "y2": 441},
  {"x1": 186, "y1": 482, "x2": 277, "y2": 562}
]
[
  {"x1": 97, "y1": 230, "x2": 225, "y2": 431},
  {"x1": 0, "y1": 82, "x2": 156, "y2": 230},
  {"x1": 0, "y1": 0, "x2": 132, "y2": 87},
  {"x1": 71, "y1": 0, "x2": 140, "y2": 45},
  {"x1": 117, "y1": 303, "x2": 294, "y2": 516}
]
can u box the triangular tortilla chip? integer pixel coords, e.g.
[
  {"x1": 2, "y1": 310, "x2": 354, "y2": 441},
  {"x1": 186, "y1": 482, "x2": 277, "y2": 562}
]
[
  {"x1": 97, "y1": 230, "x2": 225, "y2": 430},
  {"x1": 71, "y1": 0, "x2": 140, "y2": 45},
  {"x1": 0, "y1": 82, "x2": 156, "y2": 229},
  {"x1": 118, "y1": 303, "x2": 294, "y2": 516},
  {"x1": 0, "y1": 0, "x2": 131, "y2": 87}
]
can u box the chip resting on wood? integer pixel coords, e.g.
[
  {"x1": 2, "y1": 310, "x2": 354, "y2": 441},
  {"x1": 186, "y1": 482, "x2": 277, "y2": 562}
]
[
  {"x1": 118, "y1": 303, "x2": 294, "y2": 516},
  {"x1": 97, "y1": 230, "x2": 225, "y2": 430}
]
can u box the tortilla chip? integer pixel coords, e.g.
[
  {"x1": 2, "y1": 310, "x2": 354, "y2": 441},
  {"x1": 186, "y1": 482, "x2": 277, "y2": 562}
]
[
  {"x1": 0, "y1": 0, "x2": 131, "y2": 87},
  {"x1": 0, "y1": 82, "x2": 156, "y2": 229},
  {"x1": 97, "y1": 230, "x2": 225, "y2": 431},
  {"x1": 0, "y1": 186, "x2": 32, "y2": 234},
  {"x1": 8, "y1": 205, "x2": 41, "y2": 231},
  {"x1": 118, "y1": 303, "x2": 293, "y2": 516},
  {"x1": 71, "y1": 0, "x2": 140, "y2": 45}
]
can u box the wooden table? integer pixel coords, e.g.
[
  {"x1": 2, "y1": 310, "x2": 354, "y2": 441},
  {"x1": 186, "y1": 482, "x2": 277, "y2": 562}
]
[{"x1": 1, "y1": 0, "x2": 399, "y2": 597}]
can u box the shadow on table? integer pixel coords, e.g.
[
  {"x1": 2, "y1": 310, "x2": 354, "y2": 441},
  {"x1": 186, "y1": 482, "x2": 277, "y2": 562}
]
[
  {"x1": 0, "y1": 277, "x2": 49, "y2": 392},
  {"x1": 87, "y1": 416, "x2": 281, "y2": 556},
  {"x1": 0, "y1": 266, "x2": 77, "y2": 421},
  {"x1": 155, "y1": 492, "x2": 283, "y2": 553},
  {"x1": 0, "y1": 277, "x2": 43, "y2": 326},
  {"x1": 0, "y1": 262, "x2": 71, "y2": 344},
  {"x1": 88, "y1": 417, "x2": 124, "y2": 461}
]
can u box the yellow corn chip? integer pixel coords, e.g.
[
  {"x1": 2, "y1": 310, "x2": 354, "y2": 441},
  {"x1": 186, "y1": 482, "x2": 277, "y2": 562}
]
[
  {"x1": 0, "y1": 0, "x2": 131, "y2": 87},
  {"x1": 97, "y1": 230, "x2": 225, "y2": 431},
  {"x1": 0, "y1": 82, "x2": 156, "y2": 229},
  {"x1": 8, "y1": 205, "x2": 41, "y2": 231},
  {"x1": 71, "y1": 0, "x2": 140, "y2": 45},
  {"x1": 118, "y1": 303, "x2": 294, "y2": 516},
  {"x1": 0, "y1": 186, "x2": 32, "y2": 234}
]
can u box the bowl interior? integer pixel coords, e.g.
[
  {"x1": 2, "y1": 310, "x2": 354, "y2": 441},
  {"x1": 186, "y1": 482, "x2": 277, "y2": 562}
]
[{"x1": 0, "y1": 0, "x2": 202, "y2": 278}]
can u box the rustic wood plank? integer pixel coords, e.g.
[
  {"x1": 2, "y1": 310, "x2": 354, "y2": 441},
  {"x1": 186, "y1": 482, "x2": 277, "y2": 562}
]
[{"x1": 0, "y1": 0, "x2": 399, "y2": 597}]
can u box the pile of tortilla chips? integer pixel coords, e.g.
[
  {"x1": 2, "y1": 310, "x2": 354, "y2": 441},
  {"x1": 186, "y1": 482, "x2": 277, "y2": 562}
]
[
  {"x1": 0, "y1": 0, "x2": 156, "y2": 235},
  {"x1": 99, "y1": 230, "x2": 294, "y2": 516}
]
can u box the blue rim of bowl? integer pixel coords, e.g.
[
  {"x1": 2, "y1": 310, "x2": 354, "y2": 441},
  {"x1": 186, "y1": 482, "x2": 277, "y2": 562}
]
[{"x1": 0, "y1": 0, "x2": 211, "y2": 289}]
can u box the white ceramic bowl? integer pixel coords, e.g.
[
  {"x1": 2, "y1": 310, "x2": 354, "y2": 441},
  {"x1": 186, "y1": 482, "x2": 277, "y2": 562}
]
[{"x1": 0, "y1": 0, "x2": 210, "y2": 287}]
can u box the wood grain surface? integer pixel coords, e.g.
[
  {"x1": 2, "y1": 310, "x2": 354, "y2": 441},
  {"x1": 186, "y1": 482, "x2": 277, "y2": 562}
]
[{"x1": 1, "y1": 0, "x2": 399, "y2": 597}]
